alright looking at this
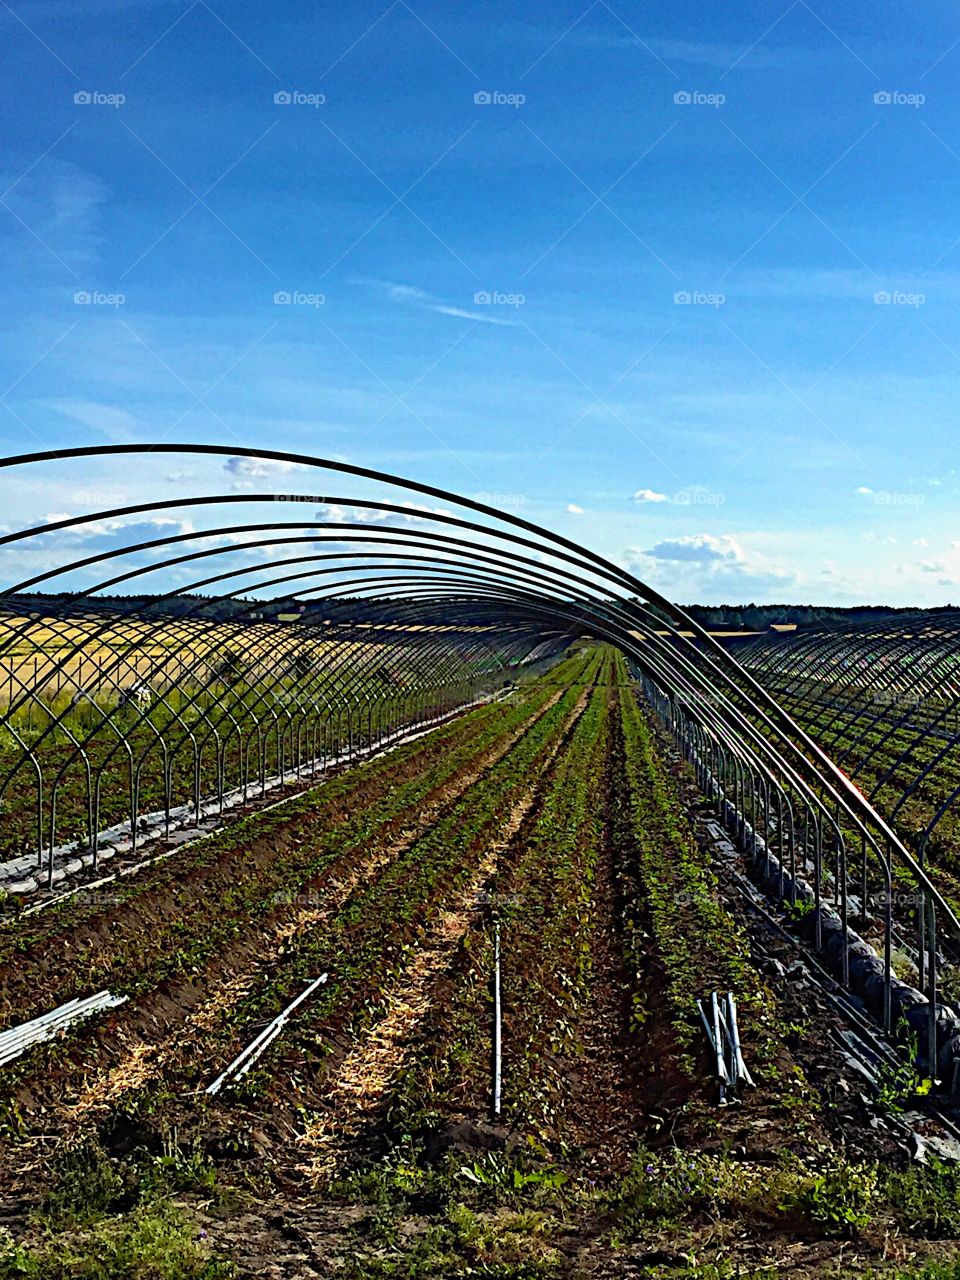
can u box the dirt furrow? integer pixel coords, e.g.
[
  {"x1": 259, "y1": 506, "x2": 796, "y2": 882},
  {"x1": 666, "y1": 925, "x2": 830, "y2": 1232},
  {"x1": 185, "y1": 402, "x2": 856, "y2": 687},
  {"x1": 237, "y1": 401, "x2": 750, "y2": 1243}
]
[{"x1": 562, "y1": 680, "x2": 643, "y2": 1174}]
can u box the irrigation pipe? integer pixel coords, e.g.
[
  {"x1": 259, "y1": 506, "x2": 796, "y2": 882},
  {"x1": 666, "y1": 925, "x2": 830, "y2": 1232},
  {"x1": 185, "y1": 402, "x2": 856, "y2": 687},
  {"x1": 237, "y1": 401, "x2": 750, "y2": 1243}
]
[
  {"x1": 726, "y1": 992, "x2": 754, "y2": 1087},
  {"x1": 205, "y1": 973, "x2": 328, "y2": 1097}
]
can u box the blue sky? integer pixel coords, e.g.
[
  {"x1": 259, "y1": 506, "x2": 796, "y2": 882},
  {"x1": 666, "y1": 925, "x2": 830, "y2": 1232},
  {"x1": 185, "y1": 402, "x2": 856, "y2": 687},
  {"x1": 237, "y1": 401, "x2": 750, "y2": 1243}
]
[{"x1": 3, "y1": 0, "x2": 960, "y2": 604}]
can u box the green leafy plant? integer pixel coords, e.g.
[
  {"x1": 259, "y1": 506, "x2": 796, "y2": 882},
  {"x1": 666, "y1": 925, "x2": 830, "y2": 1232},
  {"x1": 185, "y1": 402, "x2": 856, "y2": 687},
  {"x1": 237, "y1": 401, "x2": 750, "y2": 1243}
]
[
  {"x1": 0, "y1": 1202, "x2": 234, "y2": 1280},
  {"x1": 780, "y1": 1162, "x2": 877, "y2": 1237},
  {"x1": 40, "y1": 1136, "x2": 126, "y2": 1226},
  {"x1": 782, "y1": 897, "x2": 815, "y2": 925},
  {"x1": 457, "y1": 1154, "x2": 568, "y2": 1193}
]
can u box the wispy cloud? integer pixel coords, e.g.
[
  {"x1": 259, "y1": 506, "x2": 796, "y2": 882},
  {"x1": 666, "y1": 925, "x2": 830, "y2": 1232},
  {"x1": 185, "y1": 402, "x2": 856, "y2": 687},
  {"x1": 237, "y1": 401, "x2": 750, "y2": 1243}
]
[
  {"x1": 358, "y1": 279, "x2": 519, "y2": 327},
  {"x1": 42, "y1": 398, "x2": 137, "y2": 441}
]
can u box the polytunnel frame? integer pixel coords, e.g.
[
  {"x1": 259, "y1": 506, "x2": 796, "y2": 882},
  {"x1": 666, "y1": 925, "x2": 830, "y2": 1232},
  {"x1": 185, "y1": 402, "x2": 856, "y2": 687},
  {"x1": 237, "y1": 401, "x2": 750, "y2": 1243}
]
[
  {"x1": 739, "y1": 616, "x2": 960, "y2": 897},
  {"x1": 0, "y1": 519, "x2": 595, "y2": 805},
  {"x1": 3, "y1": 443, "x2": 960, "y2": 1076}
]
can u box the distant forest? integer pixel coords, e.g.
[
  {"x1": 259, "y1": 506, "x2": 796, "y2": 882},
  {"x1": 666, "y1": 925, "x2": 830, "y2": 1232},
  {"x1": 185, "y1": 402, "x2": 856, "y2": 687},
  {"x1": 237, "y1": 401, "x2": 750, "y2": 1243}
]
[{"x1": 5, "y1": 593, "x2": 957, "y2": 633}]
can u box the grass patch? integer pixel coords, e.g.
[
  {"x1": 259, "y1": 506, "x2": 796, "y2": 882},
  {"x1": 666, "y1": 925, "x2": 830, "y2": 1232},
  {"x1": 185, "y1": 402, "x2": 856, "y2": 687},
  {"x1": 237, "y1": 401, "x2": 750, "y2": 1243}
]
[{"x1": 0, "y1": 1200, "x2": 233, "y2": 1280}]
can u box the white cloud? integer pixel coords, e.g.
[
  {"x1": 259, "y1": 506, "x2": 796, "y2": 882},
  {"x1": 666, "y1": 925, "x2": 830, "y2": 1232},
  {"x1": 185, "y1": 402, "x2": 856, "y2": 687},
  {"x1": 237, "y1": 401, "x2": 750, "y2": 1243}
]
[
  {"x1": 640, "y1": 533, "x2": 739, "y2": 564},
  {"x1": 224, "y1": 457, "x2": 304, "y2": 487},
  {"x1": 625, "y1": 531, "x2": 793, "y2": 599},
  {"x1": 632, "y1": 488, "x2": 668, "y2": 503},
  {"x1": 566, "y1": 503, "x2": 585, "y2": 515}
]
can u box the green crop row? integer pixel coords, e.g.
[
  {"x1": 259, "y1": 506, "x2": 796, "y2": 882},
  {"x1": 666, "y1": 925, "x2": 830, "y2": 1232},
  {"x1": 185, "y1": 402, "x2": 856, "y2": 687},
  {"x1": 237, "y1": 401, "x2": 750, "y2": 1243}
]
[{"x1": 615, "y1": 677, "x2": 773, "y2": 1076}]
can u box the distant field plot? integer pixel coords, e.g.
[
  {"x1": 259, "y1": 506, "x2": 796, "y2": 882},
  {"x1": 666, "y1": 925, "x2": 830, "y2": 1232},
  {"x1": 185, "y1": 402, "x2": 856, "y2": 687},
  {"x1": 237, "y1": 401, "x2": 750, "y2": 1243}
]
[
  {"x1": 737, "y1": 615, "x2": 960, "y2": 862},
  {"x1": 0, "y1": 607, "x2": 558, "y2": 872}
]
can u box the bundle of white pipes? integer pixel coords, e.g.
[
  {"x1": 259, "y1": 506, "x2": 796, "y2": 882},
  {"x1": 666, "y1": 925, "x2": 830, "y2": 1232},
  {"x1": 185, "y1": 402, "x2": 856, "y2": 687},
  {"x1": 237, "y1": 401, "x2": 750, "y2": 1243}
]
[
  {"x1": 0, "y1": 990, "x2": 128, "y2": 1068},
  {"x1": 696, "y1": 990, "x2": 754, "y2": 1104}
]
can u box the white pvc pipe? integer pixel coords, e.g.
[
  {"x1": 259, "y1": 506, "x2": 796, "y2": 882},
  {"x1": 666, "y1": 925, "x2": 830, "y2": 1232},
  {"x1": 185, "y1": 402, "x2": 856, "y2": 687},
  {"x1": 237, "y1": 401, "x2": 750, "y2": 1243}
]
[
  {"x1": 205, "y1": 973, "x2": 329, "y2": 1096},
  {"x1": 492, "y1": 923, "x2": 502, "y2": 1119}
]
